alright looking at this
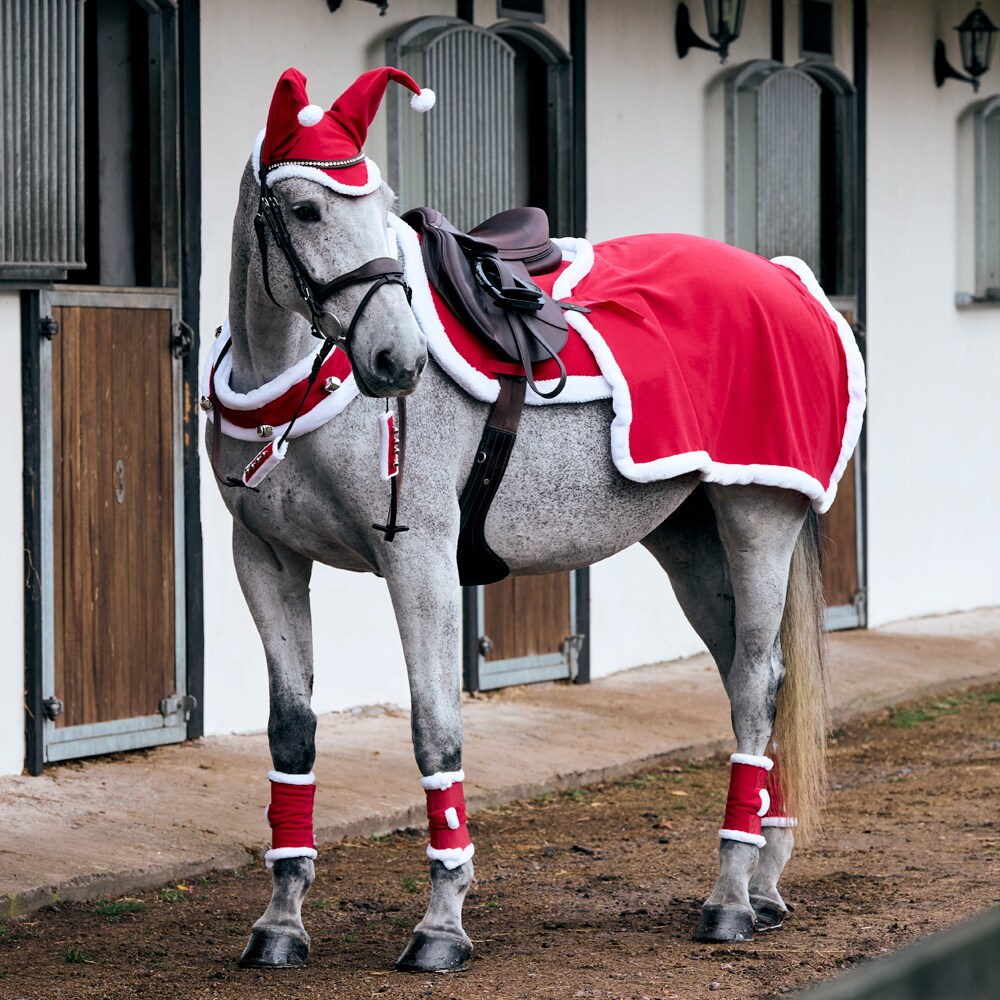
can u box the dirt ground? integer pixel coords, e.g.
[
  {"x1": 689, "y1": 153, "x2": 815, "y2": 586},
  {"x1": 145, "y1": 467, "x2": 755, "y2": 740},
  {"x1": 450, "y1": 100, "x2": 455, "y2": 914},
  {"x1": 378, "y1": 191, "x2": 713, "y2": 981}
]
[{"x1": 1, "y1": 684, "x2": 998, "y2": 1000}]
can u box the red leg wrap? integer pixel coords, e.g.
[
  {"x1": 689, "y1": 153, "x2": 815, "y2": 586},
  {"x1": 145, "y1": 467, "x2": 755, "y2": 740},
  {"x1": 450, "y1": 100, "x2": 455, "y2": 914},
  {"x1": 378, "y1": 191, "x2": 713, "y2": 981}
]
[
  {"x1": 265, "y1": 776, "x2": 317, "y2": 868},
  {"x1": 423, "y1": 777, "x2": 474, "y2": 870},
  {"x1": 719, "y1": 754, "x2": 773, "y2": 848},
  {"x1": 761, "y1": 754, "x2": 798, "y2": 828}
]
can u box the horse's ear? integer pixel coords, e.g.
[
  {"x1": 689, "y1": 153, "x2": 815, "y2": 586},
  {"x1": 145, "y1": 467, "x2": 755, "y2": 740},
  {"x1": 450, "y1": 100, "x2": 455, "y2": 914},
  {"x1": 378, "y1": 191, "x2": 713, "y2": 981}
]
[
  {"x1": 329, "y1": 67, "x2": 435, "y2": 150},
  {"x1": 262, "y1": 68, "x2": 312, "y2": 165}
]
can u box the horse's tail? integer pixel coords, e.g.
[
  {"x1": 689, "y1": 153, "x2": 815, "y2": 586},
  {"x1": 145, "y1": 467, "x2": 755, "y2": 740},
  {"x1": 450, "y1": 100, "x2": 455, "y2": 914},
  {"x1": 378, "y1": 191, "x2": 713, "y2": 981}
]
[{"x1": 772, "y1": 508, "x2": 829, "y2": 843}]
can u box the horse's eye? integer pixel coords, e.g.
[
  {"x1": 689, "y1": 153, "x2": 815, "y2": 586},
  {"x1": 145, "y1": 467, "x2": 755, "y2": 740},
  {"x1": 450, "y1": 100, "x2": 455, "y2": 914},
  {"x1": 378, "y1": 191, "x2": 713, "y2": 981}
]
[{"x1": 292, "y1": 203, "x2": 320, "y2": 223}]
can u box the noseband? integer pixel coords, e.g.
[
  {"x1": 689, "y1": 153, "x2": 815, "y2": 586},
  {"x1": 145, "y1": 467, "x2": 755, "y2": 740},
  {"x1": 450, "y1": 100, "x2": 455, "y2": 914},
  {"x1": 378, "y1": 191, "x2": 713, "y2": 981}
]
[{"x1": 253, "y1": 166, "x2": 411, "y2": 346}]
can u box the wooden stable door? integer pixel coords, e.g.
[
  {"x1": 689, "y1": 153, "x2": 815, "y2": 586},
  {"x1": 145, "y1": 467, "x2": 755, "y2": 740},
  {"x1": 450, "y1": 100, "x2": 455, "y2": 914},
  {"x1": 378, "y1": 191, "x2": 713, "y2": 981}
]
[
  {"x1": 41, "y1": 297, "x2": 188, "y2": 762},
  {"x1": 467, "y1": 572, "x2": 581, "y2": 691}
]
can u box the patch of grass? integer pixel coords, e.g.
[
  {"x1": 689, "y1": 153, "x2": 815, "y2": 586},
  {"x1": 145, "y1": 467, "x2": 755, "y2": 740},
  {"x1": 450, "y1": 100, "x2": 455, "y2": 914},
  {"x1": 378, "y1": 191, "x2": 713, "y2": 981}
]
[
  {"x1": 627, "y1": 774, "x2": 659, "y2": 789},
  {"x1": 560, "y1": 788, "x2": 589, "y2": 802},
  {"x1": 312, "y1": 898, "x2": 333, "y2": 910},
  {"x1": 978, "y1": 690, "x2": 1000, "y2": 704},
  {"x1": 341, "y1": 933, "x2": 357, "y2": 943},
  {"x1": 391, "y1": 917, "x2": 410, "y2": 929},
  {"x1": 890, "y1": 699, "x2": 961, "y2": 729},
  {"x1": 159, "y1": 886, "x2": 189, "y2": 904},
  {"x1": 94, "y1": 897, "x2": 147, "y2": 923},
  {"x1": 400, "y1": 875, "x2": 422, "y2": 894},
  {"x1": 371, "y1": 832, "x2": 391, "y2": 841},
  {"x1": 64, "y1": 947, "x2": 94, "y2": 964}
]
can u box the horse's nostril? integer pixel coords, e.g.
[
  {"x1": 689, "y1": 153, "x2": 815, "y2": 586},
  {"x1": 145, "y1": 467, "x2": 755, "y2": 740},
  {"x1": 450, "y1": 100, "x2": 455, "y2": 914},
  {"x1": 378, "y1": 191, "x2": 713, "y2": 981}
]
[{"x1": 374, "y1": 349, "x2": 395, "y2": 379}]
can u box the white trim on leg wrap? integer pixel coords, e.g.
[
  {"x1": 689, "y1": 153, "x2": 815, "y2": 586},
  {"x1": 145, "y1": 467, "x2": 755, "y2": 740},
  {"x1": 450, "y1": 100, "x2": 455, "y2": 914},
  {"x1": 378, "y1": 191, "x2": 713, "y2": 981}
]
[
  {"x1": 426, "y1": 843, "x2": 475, "y2": 870},
  {"x1": 718, "y1": 828, "x2": 767, "y2": 849},
  {"x1": 264, "y1": 846, "x2": 319, "y2": 868}
]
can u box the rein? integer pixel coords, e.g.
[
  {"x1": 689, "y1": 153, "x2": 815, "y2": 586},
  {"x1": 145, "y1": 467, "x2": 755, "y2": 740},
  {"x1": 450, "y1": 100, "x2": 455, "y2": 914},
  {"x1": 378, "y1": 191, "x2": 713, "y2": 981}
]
[{"x1": 207, "y1": 171, "x2": 415, "y2": 541}]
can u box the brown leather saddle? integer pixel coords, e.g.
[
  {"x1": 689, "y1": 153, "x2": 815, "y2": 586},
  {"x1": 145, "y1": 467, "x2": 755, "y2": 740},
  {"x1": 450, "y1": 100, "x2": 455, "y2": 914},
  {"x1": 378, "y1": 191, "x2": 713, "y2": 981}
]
[{"x1": 402, "y1": 206, "x2": 571, "y2": 398}]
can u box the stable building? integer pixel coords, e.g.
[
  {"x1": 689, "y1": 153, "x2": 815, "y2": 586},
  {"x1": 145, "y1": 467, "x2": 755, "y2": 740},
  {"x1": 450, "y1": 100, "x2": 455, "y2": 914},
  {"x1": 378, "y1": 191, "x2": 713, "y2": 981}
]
[{"x1": 0, "y1": 0, "x2": 997, "y2": 775}]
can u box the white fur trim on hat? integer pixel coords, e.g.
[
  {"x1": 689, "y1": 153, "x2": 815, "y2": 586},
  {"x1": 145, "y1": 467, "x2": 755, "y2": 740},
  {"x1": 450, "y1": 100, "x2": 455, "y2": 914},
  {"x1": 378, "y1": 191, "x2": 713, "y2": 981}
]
[
  {"x1": 420, "y1": 769, "x2": 465, "y2": 791},
  {"x1": 251, "y1": 128, "x2": 383, "y2": 196},
  {"x1": 426, "y1": 843, "x2": 475, "y2": 870},
  {"x1": 264, "y1": 846, "x2": 318, "y2": 868},
  {"x1": 410, "y1": 88, "x2": 436, "y2": 112},
  {"x1": 297, "y1": 104, "x2": 325, "y2": 127},
  {"x1": 718, "y1": 829, "x2": 767, "y2": 849}
]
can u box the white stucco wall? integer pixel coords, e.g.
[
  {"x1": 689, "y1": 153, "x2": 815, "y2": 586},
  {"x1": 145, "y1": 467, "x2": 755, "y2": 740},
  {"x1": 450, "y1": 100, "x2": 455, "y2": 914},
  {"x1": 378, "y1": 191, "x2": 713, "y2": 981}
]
[
  {"x1": 864, "y1": 0, "x2": 1000, "y2": 626},
  {"x1": 0, "y1": 291, "x2": 25, "y2": 774}
]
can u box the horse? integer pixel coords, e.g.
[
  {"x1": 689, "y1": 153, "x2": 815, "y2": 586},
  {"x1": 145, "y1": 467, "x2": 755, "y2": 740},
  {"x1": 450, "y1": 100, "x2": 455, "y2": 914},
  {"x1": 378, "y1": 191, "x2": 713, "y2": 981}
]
[{"x1": 204, "y1": 67, "x2": 863, "y2": 973}]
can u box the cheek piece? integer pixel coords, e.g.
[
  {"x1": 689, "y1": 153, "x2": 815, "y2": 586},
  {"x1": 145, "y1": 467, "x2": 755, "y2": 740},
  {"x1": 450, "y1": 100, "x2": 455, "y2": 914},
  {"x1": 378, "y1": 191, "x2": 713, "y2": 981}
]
[
  {"x1": 421, "y1": 770, "x2": 475, "y2": 870},
  {"x1": 719, "y1": 753, "x2": 774, "y2": 849},
  {"x1": 264, "y1": 770, "x2": 318, "y2": 868}
]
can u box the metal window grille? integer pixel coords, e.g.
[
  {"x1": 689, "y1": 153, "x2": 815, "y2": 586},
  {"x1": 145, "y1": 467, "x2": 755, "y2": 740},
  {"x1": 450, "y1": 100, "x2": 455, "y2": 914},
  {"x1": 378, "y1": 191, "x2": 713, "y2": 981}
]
[
  {"x1": 388, "y1": 18, "x2": 516, "y2": 231},
  {"x1": 0, "y1": 0, "x2": 85, "y2": 275}
]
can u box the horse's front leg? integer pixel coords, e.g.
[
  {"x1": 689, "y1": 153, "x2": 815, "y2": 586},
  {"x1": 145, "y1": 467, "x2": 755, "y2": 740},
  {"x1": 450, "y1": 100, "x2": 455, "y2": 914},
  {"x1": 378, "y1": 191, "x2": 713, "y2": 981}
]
[
  {"x1": 383, "y1": 542, "x2": 473, "y2": 973},
  {"x1": 230, "y1": 521, "x2": 318, "y2": 969}
]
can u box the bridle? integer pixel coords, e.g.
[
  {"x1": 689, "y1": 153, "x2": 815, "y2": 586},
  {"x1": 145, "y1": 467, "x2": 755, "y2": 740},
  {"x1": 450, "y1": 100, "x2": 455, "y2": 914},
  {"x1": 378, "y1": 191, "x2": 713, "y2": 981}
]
[{"x1": 253, "y1": 163, "x2": 411, "y2": 348}]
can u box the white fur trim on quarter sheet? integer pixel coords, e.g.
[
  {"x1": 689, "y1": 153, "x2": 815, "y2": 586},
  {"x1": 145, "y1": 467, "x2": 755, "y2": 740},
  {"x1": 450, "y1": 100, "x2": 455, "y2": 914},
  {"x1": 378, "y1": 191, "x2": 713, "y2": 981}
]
[
  {"x1": 718, "y1": 829, "x2": 767, "y2": 849},
  {"x1": 771, "y1": 255, "x2": 867, "y2": 514},
  {"x1": 761, "y1": 816, "x2": 798, "y2": 828},
  {"x1": 268, "y1": 770, "x2": 316, "y2": 785},
  {"x1": 200, "y1": 322, "x2": 360, "y2": 443},
  {"x1": 252, "y1": 128, "x2": 383, "y2": 196},
  {"x1": 420, "y1": 769, "x2": 465, "y2": 791},
  {"x1": 387, "y1": 215, "x2": 612, "y2": 406},
  {"x1": 264, "y1": 846, "x2": 318, "y2": 868},
  {"x1": 410, "y1": 88, "x2": 436, "y2": 112},
  {"x1": 426, "y1": 843, "x2": 475, "y2": 870},
  {"x1": 730, "y1": 753, "x2": 774, "y2": 771}
]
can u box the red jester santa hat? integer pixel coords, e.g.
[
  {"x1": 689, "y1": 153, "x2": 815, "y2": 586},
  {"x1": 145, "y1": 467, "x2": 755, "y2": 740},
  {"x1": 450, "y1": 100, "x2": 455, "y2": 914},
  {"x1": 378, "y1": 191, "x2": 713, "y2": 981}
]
[{"x1": 252, "y1": 66, "x2": 435, "y2": 196}]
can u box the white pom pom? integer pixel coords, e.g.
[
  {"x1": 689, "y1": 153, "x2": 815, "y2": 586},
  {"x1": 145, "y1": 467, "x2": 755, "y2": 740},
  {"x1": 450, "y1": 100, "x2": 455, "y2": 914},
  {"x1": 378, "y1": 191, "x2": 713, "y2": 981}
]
[
  {"x1": 410, "y1": 88, "x2": 436, "y2": 112},
  {"x1": 297, "y1": 104, "x2": 325, "y2": 127}
]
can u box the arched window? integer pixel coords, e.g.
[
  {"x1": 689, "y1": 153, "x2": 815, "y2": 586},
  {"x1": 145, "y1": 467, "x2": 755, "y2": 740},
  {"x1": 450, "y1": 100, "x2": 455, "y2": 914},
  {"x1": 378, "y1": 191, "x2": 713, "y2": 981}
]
[
  {"x1": 726, "y1": 59, "x2": 857, "y2": 296},
  {"x1": 386, "y1": 16, "x2": 573, "y2": 233}
]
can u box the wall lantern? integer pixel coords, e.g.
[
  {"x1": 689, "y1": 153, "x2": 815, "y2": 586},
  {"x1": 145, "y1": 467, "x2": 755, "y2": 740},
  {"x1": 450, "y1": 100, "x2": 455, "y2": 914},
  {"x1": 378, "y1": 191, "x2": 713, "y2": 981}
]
[
  {"x1": 675, "y1": 0, "x2": 748, "y2": 64},
  {"x1": 934, "y1": 2, "x2": 998, "y2": 92}
]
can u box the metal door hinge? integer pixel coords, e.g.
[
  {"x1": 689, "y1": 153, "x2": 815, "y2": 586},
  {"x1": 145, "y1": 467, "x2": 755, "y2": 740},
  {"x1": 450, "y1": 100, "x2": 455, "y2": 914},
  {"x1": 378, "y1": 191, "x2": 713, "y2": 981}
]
[
  {"x1": 42, "y1": 696, "x2": 64, "y2": 720},
  {"x1": 170, "y1": 320, "x2": 195, "y2": 358},
  {"x1": 561, "y1": 633, "x2": 586, "y2": 680},
  {"x1": 159, "y1": 694, "x2": 197, "y2": 722},
  {"x1": 478, "y1": 635, "x2": 493, "y2": 656},
  {"x1": 39, "y1": 316, "x2": 59, "y2": 340}
]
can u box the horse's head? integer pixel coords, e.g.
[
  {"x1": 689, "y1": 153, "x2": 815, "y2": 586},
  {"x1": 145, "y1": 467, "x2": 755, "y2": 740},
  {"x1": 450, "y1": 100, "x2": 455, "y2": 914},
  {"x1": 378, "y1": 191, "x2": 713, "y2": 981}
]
[
  {"x1": 243, "y1": 66, "x2": 435, "y2": 397},
  {"x1": 255, "y1": 173, "x2": 427, "y2": 396}
]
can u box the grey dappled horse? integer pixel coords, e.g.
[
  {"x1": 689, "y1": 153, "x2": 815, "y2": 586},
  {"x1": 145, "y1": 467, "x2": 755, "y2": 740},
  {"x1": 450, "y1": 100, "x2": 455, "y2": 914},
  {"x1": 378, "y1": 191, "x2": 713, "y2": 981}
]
[{"x1": 211, "y1": 162, "x2": 831, "y2": 972}]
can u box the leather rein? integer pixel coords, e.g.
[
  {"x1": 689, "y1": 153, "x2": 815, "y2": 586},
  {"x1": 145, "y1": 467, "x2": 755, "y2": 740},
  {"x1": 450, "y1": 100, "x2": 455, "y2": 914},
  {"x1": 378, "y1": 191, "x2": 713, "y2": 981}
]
[{"x1": 209, "y1": 167, "x2": 413, "y2": 541}]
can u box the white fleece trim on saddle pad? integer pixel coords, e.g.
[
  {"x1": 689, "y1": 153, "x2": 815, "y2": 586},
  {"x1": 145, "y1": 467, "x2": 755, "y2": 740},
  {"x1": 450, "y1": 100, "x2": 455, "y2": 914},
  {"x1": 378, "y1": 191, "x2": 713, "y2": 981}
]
[
  {"x1": 252, "y1": 128, "x2": 383, "y2": 196},
  {"x1": 761, "y1": 817, "x2": 798, "y2": 828},
  {"x1": 718, "y1": 829, "x2": 767, "y2": 849},
  {"x1": 387, "y1": 214, "x2": 613, "y2": 408},
  {"x1": 730, "y1": 753, "x2": 774, "y2": 771},
  {"x1": 268, "y1": 770, "x2": 316, "y2": 785},
  {"x1": 264, "y1": 846, "x2": 319, "y2": 868},
  {"x1": 420, "y1": 769, "x2": 465, "y2": 791},
  {"x1": 771, "y1": 256, "x2": 867, "y2": 514},
  {"x1": 426, "y1": 843, "x2": 475, "y2": 870},
  {"x1": 200, "y1": 322, "x2": 359, "y2": 443}
]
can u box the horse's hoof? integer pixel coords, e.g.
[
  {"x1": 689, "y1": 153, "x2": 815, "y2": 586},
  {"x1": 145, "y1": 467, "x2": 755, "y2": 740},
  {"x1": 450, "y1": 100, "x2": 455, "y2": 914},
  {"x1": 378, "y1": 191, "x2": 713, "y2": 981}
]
[
  {"x1": 750, "y1": 895, "x2": 788, "y2": 932},
  {"x1": 237, "y1": 926, "x2": 310, "y2": 968},
  {"x1": 395, "y1": 929, "x2": 472, "y2": 973},
  {"x1": 692, "y1": 905, "x2": 755, "y2": 942}
]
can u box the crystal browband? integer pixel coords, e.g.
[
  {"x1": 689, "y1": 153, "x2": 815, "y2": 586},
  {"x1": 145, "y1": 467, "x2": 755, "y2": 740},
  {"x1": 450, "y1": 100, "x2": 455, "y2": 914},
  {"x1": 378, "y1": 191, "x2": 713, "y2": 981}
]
[{"x1": 267, "y1": 152, "x2": 366, "y2": 171}]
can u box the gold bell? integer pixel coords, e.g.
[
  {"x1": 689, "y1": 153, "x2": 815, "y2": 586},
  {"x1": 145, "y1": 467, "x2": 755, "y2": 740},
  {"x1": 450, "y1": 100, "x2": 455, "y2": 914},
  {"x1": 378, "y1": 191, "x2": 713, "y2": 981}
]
[
  {"x1": 199, "y1": 395, "x2": 213, "y2": 411},
  {"x1": 324, "y1": 376, "x2": 342, "y2": 393},
  {"x1": 257, "y1": 424, "x2": 273, "y2": 439}
]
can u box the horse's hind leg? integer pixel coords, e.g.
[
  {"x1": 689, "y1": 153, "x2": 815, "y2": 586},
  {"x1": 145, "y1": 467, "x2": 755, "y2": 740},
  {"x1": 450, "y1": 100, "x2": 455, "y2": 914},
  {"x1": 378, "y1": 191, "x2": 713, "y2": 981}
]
[
  {"x1": 696, "y1": 484, "x2": 807, "y2": 942},
  {"x1": 230, "y1": 521, "x2": 317, "y2": 968},
  {"x1": 642, "y1": 486, "x2": 796, "y2": 931}
]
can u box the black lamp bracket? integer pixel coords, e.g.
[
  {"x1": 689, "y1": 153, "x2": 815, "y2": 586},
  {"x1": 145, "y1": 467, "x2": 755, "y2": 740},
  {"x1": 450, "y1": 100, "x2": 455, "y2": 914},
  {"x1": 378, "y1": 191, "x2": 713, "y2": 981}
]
[
  {"x1": 934, "y1": 38, "x2": 981, "y2": 91},
  {"x1": 676, "y1": 3, "x2": 728, "y2": 63}
]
